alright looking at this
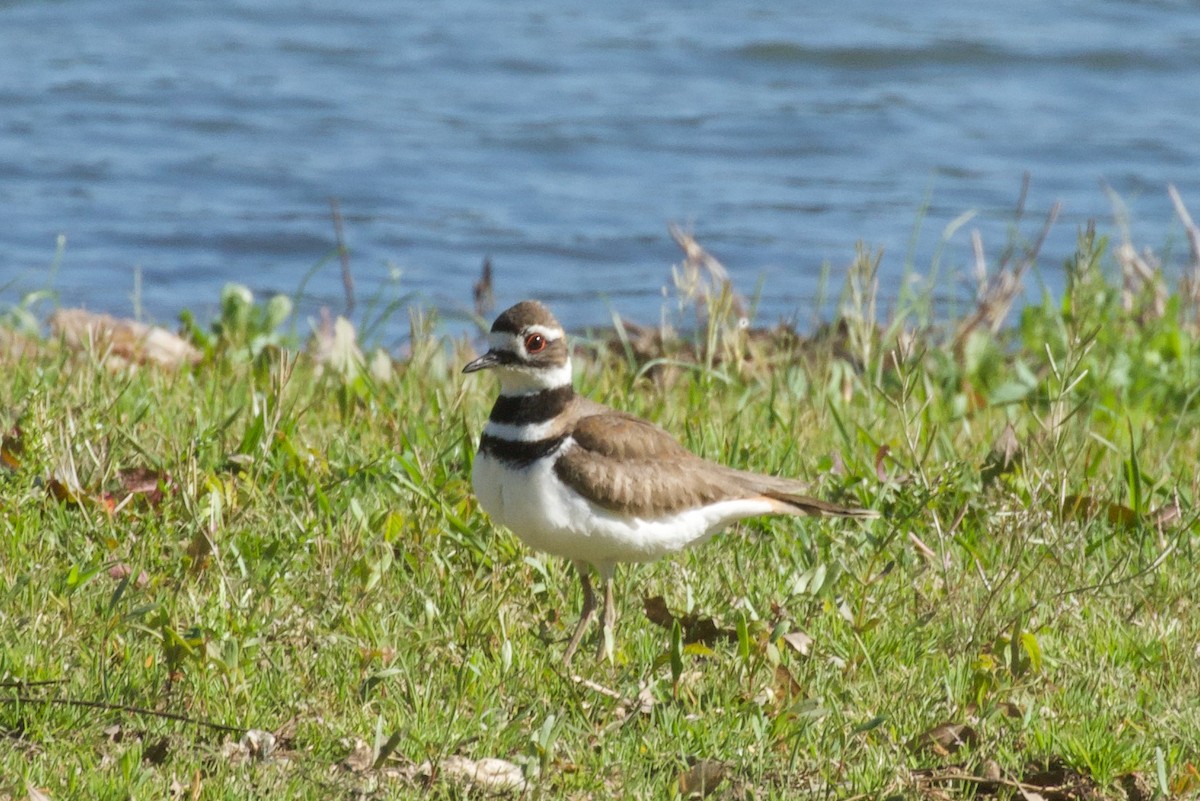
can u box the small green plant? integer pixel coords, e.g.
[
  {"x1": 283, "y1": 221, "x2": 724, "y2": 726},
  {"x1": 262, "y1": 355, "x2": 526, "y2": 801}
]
[{"x1": 181, "y1": 282, "x2": 294, "y2": 360}]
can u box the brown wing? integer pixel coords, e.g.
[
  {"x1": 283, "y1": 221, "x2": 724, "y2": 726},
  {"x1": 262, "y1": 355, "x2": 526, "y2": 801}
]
[
  {"x1": 553, "y1": 412, "x2": 747, "y2": 517},
  {"x1": 555, "y1": 407, "x2": 878, "y2": 520}
]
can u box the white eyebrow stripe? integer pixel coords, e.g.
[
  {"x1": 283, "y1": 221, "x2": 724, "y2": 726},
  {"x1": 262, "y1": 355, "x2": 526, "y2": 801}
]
[
  {"x1": 487, "y1": 326, "x2": 565, "y2": 354},
  {"x1": 523, "y1": 324, "x2": 564, "y2": 340}
]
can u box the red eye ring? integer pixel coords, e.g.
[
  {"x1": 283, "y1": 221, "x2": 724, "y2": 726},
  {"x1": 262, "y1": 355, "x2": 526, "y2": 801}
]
[{"x1": 524, "y1": 333, "x2": 547, "y2": 353}]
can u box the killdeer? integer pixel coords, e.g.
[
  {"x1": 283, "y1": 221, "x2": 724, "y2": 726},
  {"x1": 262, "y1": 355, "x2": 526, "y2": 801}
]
[{"x1": 464, "y1": 300, "x2": 877, "y2": 663}]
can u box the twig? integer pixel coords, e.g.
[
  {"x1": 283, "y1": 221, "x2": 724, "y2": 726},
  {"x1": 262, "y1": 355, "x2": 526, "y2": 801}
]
[
  {"x1": 2, "y1": 693, "x2": 247, "y2": 735},
  {"x1": 916, "y1": 770, "x2": 1062, "y2": 795},
  {"x1": 329, "y1": 197, "x2": 355, "y2": 318}
]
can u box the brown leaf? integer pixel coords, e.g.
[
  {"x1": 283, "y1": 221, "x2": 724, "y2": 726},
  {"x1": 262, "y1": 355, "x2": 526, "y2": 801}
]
[
  {"x1": 773, "y1": 664, "x2": 803, "y2": 703},
  {"x1": 1119, "y1": 772, "x2": 1153, "y2": 801},
  {"x1": 114, "y1": 466, "x2": 173, "y2": 507},
  {"x1": 107, "y1": 563, "x2": 150, "y2": 588},
  {"x1": 1171, "y1": 762, "x2": 1200, "y2": 797},
  {"x1": 682, "y1": 617, "x2": 733, "y2": 646},
  {"x1": 187, "y1": 529, "x2": 215, "y2": 565},
  {"x1": 874, "y1": 445, "x2": 891, "y2": 482},
  {"x1": 678, "y1": 758, "x2": 726, "y2": 799},
  {"x1": 643, "y1": 595, "x2": 675, "y2": 627},
  {"x1": 780, "y1": 630, "x2": 813, "y2": 656},
  {"x1": 998, "y1": 700, "x2": 1025, "y2": 718},
  {"x1": 341, "y1": 738, "x2": 375, "y2": 773},
  {"x1": 641, "y1": 595, "x2": 735, "y2": 645},
  {"x1": 1, "y1": 426, "x2": 24, "y2": 470},
  {"x1": 142, "y1": 736, "x2": 170, "y2": 765},
  {"x1": 1020, "y1": 759, "x2": 1103, "y2": 801},
  {"x1": 910, "y1": 721, "x2": 978, "y2": 757}
]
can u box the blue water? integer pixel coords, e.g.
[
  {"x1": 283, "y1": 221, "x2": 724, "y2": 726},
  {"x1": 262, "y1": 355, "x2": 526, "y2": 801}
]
[{"x1": 2, "y1": 0, "x2": 1199, "y2": 342}]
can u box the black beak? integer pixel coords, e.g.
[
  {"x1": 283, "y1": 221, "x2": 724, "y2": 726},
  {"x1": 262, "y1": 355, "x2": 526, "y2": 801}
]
[{"x1": 462, "y1": 350, "x2": 501, "y2": 373}]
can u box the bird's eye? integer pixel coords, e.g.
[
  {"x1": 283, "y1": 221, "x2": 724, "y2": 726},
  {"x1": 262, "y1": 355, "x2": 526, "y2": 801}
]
[{"x1": 524, "y1": 333, "x2": 546, "y2": 353}]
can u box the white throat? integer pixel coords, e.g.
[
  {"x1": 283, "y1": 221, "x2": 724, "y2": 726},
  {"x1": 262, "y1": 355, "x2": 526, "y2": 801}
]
[{"x1": 496, "y1": 358, "x2": 573, "y2": 395}]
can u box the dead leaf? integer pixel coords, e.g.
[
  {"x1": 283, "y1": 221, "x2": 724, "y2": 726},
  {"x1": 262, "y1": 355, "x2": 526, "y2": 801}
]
[
  {"x1": 644, "y1": 595, "x2": 674, "y2": 627},
  {"x1": 220, "y1": 739, "x2": 250, "y2": 764},
  {"x1": 1119, "y1": 772, "x2": 1153, "y2": 801},
  {"x1": 1020, "y1": 759, "x2": 1103, "y2": 801},
  {"x1": 773, "y1": 664, "x2": 803, "y2": 703},
  {"x1": 438, "y1": 755, "x2": 527, "y2": 793},
  {"x1": 678, "y1": 759, "x2": 726, "y2": 799},
  {"x1": 27, "y1": 784, "x2": 53, "y2": 801},
  {"x1": 1, "y1": 426, "x2": 23, "y2": 470},
  {"x1": 874, "y1": 445, "x2": 891, "y2": 482},
  {"x1": 910, "y1": 721, "x2": 978, "y2": 757},
  {"x1": 341, "y1": 738, "x2": 375, "y2": 773},
  {"x1": 998, "y1": 700, "x2": 1025, "y2": 718},
  {"x1": 50, "y1": 309, "x2": 201, "y2": 369},
  {"x1": 114, "y1": 466, "x2": 173, "y2": 507},
  {"x1": 186, "y1": 528, "x2": 216, "y2": 565},
  {"x1": 46, "y1": 476, "x2": 85, "y2": 506},
  {"x1": 142, "y1": 736, "x2": 170, "y2": 765},
  {"x1": 240, "y1": 730, "x2": 277, "y2": 761},
  {"x1": 612, "y1": 684, "x2": 657, "y2": 724},
  {"x1": 780, "y1": 630, "x2": 812, "y2": 657},
  {"x1": 642, "y1": 595, "x2": 736, "y2": 646},
  {"x1": 107, "y1": 564, "x2": 150, "y2": 588}
]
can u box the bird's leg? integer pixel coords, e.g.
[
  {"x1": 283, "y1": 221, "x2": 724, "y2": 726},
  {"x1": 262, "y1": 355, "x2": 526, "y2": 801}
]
[
  {"x1": 596, "y1": 565, "x2": 617, "y2": 663},
  {"x1": 562, "y1": 560, "x2": 597, "y2": 665}
]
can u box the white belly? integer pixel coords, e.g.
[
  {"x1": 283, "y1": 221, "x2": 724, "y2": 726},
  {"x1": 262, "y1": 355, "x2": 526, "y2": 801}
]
[{"x1": 471, "y1": 443, "x2": 776, "y2": 567}]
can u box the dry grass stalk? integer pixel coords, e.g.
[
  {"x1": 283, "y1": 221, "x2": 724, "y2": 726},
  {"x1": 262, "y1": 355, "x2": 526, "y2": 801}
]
[
  {"x1": 1115, "y1": 240, "x2": 1166, "y2": 323},
  {"x1": 473, "y1": 256, "x2": 495, "y2": 320},
  {"x1": 953, "y1": 203, "x2": 1060, "y2": 355},
  {"x1": 668, "y1": 224, "x2": 748, "y2": 323},
  {"x1": 1170, "y1": 185, "x2": 1200, "y2": 324}
]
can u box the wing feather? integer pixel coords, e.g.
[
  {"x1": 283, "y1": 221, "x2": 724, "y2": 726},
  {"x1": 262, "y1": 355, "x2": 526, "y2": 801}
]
[{"x1": 553, "y1": 409, "x2": 877, "y2": 520}]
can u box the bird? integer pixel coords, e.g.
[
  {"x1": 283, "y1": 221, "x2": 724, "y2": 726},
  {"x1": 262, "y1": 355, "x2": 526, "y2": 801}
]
[{"x1": 463, "y1": 300, "x2": 877, "y2": 664}]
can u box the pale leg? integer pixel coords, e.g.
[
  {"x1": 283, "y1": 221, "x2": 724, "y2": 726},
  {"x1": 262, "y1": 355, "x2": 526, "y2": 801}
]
[
  {"x1": 596, "y1": 563, "x2": 617, "y2": 663},
  {"x1": 562, "y1": 560, "x2": 596, "y2": 665}
]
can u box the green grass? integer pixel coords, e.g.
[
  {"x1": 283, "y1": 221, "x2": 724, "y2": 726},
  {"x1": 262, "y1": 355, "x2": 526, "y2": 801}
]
[{"x1": 2, "y1": 228, "x2": 1199, "y2": 799}]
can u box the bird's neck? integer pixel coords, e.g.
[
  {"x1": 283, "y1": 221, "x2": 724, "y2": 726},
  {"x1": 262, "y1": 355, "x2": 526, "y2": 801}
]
[
  {"x1": 495, "y1": 358, "x2": 573, "y2": 396},
  {"x1": 487, "y1": 383, "x2": 576, "y2": 428}
]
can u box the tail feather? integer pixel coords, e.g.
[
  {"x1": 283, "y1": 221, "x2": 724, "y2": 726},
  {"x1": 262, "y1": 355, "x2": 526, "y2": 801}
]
[{"x1": 763, "y1": 491, "x2": 878, "y2": 519}]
